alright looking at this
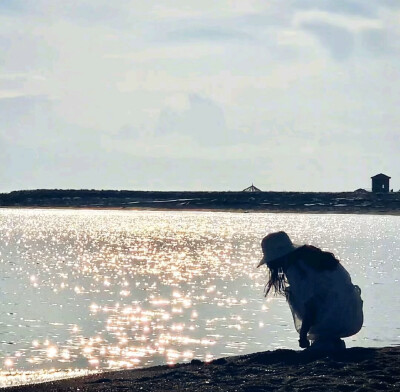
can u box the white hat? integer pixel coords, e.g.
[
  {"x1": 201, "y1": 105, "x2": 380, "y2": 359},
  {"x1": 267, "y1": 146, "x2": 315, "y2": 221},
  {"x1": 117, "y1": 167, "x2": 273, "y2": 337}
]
[{"x1": 257, "y1": 231, "x2": 300, "y2": 268}]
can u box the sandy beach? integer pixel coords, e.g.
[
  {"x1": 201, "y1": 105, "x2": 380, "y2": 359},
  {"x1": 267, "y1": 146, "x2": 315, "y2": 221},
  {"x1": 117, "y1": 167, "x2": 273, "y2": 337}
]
[{"x1": 5, "y1": 346, "x2": 400, "y2": 392}]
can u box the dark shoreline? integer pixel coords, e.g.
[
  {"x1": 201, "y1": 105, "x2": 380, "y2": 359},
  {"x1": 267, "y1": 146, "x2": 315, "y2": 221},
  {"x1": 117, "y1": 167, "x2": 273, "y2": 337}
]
[
  {"x1": 6, "y1": 346, "x2": 400, "y2": 391},
  {"x1": 1, "y1": 189, "x2": 400, "y2": 215}
]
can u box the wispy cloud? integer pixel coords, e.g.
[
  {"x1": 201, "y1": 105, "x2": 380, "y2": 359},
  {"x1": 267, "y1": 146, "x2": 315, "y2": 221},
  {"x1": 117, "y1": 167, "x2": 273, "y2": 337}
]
[
  {"x1": 104, "y1": 44, "x2": 223, "y2": 62},
  {"x1": 164, "y1": 27, "x2": 253, "y2": 42},
  {"x1": 294, "y1": 10, "x2": 382, "y2": 32}
]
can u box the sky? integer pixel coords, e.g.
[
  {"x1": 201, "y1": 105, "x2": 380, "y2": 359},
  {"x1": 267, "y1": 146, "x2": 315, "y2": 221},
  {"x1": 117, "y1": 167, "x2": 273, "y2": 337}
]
[{"x1": 1, "y1": 0, "x2": 399, "y2": 192}]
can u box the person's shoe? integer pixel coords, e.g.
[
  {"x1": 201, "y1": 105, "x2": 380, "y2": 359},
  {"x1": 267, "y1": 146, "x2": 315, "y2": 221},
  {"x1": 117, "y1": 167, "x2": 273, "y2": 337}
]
[{"x1": 309, "y1": 338, "x2": 346, "y2": 351}]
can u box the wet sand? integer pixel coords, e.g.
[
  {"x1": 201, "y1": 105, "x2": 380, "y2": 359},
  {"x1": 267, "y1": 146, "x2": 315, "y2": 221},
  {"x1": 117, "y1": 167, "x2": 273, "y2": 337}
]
[{"x1": 6, "y1": 346, "x2": 400, "y2": 391}]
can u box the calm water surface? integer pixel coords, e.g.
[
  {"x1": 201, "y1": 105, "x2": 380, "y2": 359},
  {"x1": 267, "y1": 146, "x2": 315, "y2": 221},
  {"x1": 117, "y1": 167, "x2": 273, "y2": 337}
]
[{"x1": 0, "y1": 209, "x2": 399, "y2": 386}]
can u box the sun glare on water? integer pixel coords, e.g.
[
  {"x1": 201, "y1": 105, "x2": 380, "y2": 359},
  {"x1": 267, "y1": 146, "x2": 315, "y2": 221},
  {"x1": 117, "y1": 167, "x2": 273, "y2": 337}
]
[{"x1": 0, "y1": 209, "x2": 399, "y2": 386}]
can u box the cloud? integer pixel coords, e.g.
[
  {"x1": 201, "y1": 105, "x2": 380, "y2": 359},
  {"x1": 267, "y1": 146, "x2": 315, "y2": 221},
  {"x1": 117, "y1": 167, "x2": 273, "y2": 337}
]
[
  {"x1": 379, "y1": 0, "x2": 400, "y2": 10},
  {"x1": 111, "y1": 125, "x2": 141, "y2": 140},
  {"x1": 294, "y1": 9, "x2": 388, "y2": 60},
  {"x1": 0, "y1": 0, "x2": 135, "y2": 27},
  {"x1": 0, "y1": 95, "x2": 103, "y2": 155},
  {"x1": 0, "y1": 95, "x2": 52, "y2": 143},
  {"x1": 294, "y1": 10, "x2": 382, "y2": 32},
  {"x1": 0, "y1": 1, "x2": 400, "y2": 192},
  {"x1": 302, "y1": 22, "x2": 355, "y2": 60},
  {"x1": 0, "y1": 0, "x2": 26, "y2": 15},
  {"x1": 360, "y1": 29, "x2": 390, "y2": 55},
  {"x1": 105, "y1": 44, "x2": 223, "y2": 62},
  {"x1": 0, "y1": 72, "x2": 48, "y2": 99},
  {"x1": 157, "y1": 94, "x2": 230, "y2": 145},
  {"x1": 291, "y1": 0, "x2": 377, "y2": 18},
  {"x1": 165, "y1": 27, "x2": 252, "y2": 42},
  {"x1": 0, "y1": 29, "x2": 55, "y2": 73}
]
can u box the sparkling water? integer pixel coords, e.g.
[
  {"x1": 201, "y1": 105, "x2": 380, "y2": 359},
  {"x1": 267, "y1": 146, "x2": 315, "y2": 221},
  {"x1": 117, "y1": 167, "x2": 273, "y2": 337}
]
[{"x1": 0, "y1": 209, "x2": 399, "y2": 386}]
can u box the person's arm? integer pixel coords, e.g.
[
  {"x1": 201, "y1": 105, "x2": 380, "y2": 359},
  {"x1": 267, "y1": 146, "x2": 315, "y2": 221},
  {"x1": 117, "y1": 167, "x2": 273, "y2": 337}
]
[{"x1": 299, "y1": 297, "x2": 317, "y2": 348}]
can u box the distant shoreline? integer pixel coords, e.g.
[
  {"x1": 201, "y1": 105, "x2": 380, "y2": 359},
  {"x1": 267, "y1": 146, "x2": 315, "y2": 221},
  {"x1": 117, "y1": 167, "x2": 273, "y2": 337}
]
[
  {"x1": 1, "y1": 189, "x2": 400, "y2": 216},
  {"x1": 2, "y1": 205, "x2": 400, "y2": 216}
]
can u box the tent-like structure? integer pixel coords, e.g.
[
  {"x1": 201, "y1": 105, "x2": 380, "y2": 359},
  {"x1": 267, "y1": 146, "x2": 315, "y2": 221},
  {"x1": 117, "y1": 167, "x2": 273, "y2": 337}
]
[{"x1": 242, "y1": 184, "x2": 261, "y2": 192}]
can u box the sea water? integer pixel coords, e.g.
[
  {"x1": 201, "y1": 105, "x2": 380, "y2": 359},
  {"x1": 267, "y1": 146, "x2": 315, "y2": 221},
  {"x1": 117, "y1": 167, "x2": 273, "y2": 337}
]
[{"x1": 0, "y1": 209, "x2": 399, "y2": 386}]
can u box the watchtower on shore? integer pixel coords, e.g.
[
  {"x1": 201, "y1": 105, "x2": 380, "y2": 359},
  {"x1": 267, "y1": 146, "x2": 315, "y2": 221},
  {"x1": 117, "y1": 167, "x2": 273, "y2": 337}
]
[{"x1": 371, "y1": 173, "x2": 391, "y2": 193}]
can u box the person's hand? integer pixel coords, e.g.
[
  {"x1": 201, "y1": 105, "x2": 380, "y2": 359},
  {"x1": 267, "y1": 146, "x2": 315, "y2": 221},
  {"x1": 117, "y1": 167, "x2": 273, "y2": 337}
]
[{"x1": 299, "y1": 336, "x2": 310, "y2": 349}]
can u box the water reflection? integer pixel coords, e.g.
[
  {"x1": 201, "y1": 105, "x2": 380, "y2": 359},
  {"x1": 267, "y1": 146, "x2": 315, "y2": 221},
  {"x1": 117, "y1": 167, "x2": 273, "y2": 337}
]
[{"x1": 0, "y1": 209, "x2": 399, "y2": 386}]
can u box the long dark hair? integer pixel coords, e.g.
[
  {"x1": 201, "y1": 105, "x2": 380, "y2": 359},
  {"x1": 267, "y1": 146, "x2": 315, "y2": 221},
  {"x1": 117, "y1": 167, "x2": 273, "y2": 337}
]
[
  {"x1": 264, "y1": 245, "x2": 340, "y2": 297},
  {"x1": 264, "y1": 267, "x2": 287, "y2": 297}
]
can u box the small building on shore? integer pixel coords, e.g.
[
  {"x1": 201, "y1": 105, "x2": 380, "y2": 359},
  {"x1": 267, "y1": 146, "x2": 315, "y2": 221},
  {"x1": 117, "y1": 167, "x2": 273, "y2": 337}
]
[
  {"x1": 371, "y1": 173, "x2": 391, "y2": 193},
  {"x1": 243, "y1": 184, "x2": 261, "y2": 192},
  {"x1": 354, "y1": 188, "x2": 369, "y2": 194}
]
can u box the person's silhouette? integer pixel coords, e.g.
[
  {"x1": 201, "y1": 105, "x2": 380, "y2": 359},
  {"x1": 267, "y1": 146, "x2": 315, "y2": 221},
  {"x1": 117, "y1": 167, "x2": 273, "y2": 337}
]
[{"x1": 258, "y1": 231, "x2": 363, "y2": 350}]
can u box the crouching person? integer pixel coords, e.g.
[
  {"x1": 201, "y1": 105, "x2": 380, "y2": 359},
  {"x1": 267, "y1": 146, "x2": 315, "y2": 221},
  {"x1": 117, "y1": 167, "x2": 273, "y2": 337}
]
[{"x1": 258, "y1": 231, "x2": 363, "y2": 350}]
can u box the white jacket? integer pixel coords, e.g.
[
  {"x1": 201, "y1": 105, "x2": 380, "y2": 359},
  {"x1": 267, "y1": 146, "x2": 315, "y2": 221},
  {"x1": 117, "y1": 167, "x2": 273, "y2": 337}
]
[{"x1": 285, "y1": 260, "x2": 364, "y2": 340}]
